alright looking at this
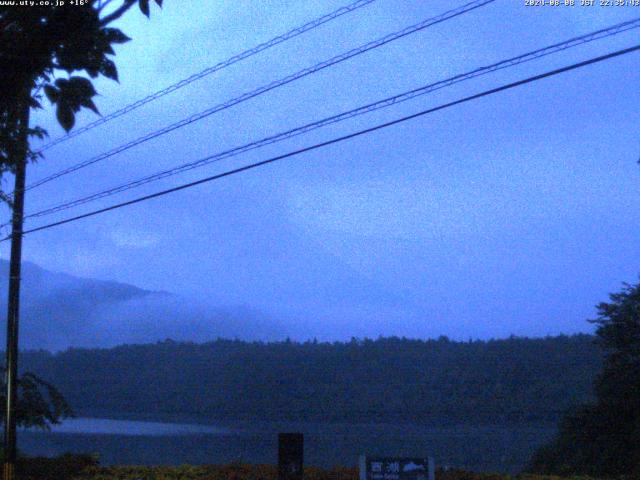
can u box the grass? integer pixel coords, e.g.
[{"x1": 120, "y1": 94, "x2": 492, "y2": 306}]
[{"x1": 12, "y1": 454, "x2": 605, "y2": 480}]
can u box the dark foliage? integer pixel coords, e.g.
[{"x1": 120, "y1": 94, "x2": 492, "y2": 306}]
[
  {"x1": 0, "y1": 0, "x2": 161, "y2": 188},
  {"x1": 0, "y1": 368, "x2": 72, "y2": 429},
  {"x1": 0, "y1": 0, "x2": 161, "y2": 445},
  {"x1": 529, "y1": 281, "x2": 640, "y2": 477},
  {"x1": 19, "y1": 335, "x2": 601, "y2": 426},
  {"x1": 14, "y1": 453, "x2": 97, "y2": 480}
]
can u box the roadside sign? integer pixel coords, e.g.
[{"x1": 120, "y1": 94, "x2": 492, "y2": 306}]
[
  {"x1": 359, "y1": 456, "x2": 434, "y2": 480},
  {"x1": 278, "y1": 433, "x2": 304, "y2": 480}
]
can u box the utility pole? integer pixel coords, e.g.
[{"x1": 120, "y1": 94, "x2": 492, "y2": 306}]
[{"x1": 3, "y1": 88, "x2": 30, "y2": 480}]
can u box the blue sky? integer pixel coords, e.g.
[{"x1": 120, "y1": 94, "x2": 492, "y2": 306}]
[{"x1": 3, "y1": 0, "x2": 640, "y2": 341}]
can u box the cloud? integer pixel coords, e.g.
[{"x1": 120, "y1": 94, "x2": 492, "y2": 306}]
[{"x1": 110, "y1": 229, "x2": 162, "y2": 248}]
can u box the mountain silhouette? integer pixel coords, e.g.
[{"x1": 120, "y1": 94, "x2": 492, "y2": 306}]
[{"x1": 0, "y1": 260, "x2": 283, "y2": 350}]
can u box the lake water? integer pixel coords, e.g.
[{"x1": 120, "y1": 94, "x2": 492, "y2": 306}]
[{"x1": 18, "y1": 417, "x2": 557, "y2": 474}]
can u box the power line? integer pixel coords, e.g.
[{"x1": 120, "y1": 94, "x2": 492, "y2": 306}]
[
  {"x1": 22, "y1": 0, "x2": 496, "y2": 193},
  {"x1": 6, "y1": 44, "x2": 638, "y2": 241},
  {"x1": 35, "y1": 0, "x2": 378, "y2": 152},
  {"x1": 21, "y1": 17, "x2": 640, "y2": 222}
]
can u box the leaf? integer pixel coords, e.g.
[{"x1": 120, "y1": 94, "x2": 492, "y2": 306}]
[
  {"x1": 53, "y1": 77, "x2": 100, "y2": 123},
  {"x1": 28, "y1": 126, "x2": 49, "y2": 140},
  {"x1": 86, "y1": 65, "x2": 100, "y2": 78},
  {"x1": 80, "y1": 98, "x2": 100, "y2": 115},
  {"x1": 56, "y1": 102, "x2": 75, "y2": 132},
  {"x1": 43, "y1": 85, "x2": 59, "y2": 103},
  {"x1": 99, "y1": 58, "x2": 118, "y2": 82},
  {"x1": 103, "y1": 28, "x2": 131, "y2": 45},
  {"x1": 54, "y1": 78, "x2": 69, "y2": 89},
  {"x1": 30, "y1": 97, "x2": 43, "y2": 110},
  {"x1": 139, "y1": 0, "x2": 150, "y2": 17},
  {"x1": 68, "y1": 76, "x2": 96, "y2": 98}
]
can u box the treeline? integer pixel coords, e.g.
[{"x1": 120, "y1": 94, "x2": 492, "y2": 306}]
[{"x1": 19, "y1": 335, "x2": 601, "y2": 425}]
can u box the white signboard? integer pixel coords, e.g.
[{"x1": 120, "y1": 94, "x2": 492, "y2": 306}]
[{"x1": 359, "y1": 456, "x2": 435, "y2": 480}]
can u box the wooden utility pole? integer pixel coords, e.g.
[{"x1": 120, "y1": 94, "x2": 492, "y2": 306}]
[{"x1": 3, "y1": 88, "x2": 30, "y2": 480}]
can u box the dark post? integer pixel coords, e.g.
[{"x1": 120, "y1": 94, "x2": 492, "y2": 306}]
[
  {"x1": 278, "y1": 433, "x2": 303, "y2": 480},
  {"x1": 3, "y1": 90, "x2": 30, "y2": 480}
]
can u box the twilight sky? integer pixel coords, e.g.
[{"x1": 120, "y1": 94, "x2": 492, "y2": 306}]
[{"x1": 2, "y1": 0, "x2": 639, "y2": 341}]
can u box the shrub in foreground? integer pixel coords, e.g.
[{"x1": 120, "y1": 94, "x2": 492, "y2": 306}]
[
  {"x1": 15, "y1": 453, "x2": 98, "y2": 480},
  {"x1": 8, "y1": 456, "x2": 609, "y2": 480}
]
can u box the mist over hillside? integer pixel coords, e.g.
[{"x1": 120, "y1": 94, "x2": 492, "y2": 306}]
[
  {"x1": 0, "y1": 257, "x2": 603, "y2": 349},
  {"x1": 0, "y1": 260, "x2": 284, "y2": 350}
]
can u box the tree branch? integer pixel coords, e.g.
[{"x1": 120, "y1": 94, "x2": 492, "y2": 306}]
[{"x1": 99, "y1": 0, "x2": 136, "y2": 26}]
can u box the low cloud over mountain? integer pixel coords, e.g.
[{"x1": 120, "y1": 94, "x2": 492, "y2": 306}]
[{"x1": 0, "y1": 260, "x2": 283, "y2": 351}]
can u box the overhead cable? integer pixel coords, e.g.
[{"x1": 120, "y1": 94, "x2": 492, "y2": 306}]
[
  {"x1": 22, "y1": 17, "x2": 640, "y2": 221},
  {"x1": 36, "y1": 0, "x2": 379, "y2": 152},
  {"x1": 23, "y1": 0, "x2": 496, "y2": 193},
  {"x1": 7, "y1": 43, "x2": 638, "y2": 240}
]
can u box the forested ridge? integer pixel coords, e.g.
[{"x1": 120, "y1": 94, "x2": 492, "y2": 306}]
[{"x1": 18, "y1": 335, "x2": 601, "y2": 425}]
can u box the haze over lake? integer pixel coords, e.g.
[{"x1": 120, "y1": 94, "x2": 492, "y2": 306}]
[
  {"x1": 42, "y1": 418, "x2": 228, "y2": 436},
  {"x1": 20, "y1": 417, "x2": 556, "y2": 474}
]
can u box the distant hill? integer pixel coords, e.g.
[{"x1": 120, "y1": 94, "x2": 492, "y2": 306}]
[
  {"x1": 0, "y1": 260, "x2": 284, "y2": 350},
  {"x1": 20, "y1": 335, "x2": 602, "y2": 425}
]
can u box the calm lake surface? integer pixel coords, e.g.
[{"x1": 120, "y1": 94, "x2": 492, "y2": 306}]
[{"x1": 19, "y1": 417, "x2": 557, "y2": 474}]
